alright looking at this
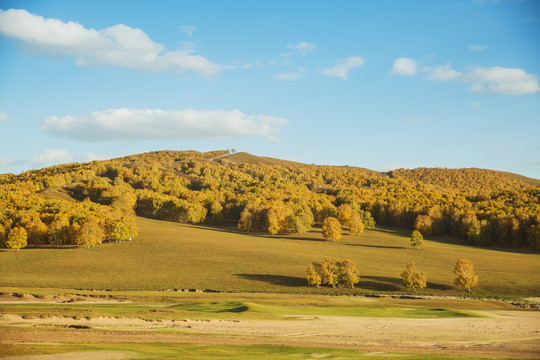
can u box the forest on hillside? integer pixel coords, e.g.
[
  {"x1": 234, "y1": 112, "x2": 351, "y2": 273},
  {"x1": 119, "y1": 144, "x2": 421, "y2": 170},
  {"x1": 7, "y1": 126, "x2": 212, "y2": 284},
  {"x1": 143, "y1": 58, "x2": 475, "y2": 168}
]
[{"x1": 0, "y1": 150, "x2": 539, "y2": 250}]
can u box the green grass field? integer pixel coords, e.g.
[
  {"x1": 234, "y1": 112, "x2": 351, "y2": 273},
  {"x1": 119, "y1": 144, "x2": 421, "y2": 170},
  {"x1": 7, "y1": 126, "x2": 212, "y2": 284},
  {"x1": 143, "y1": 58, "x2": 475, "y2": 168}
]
[
  {"x1": 1, "y1": 216, "x2": 539, "y2": 298},
  {"x1": 0, "y1": 342, "x2": 523, "y2": 360},
  {"x1": 1, "y1": 292, "x2": 502, "y2": 321}
]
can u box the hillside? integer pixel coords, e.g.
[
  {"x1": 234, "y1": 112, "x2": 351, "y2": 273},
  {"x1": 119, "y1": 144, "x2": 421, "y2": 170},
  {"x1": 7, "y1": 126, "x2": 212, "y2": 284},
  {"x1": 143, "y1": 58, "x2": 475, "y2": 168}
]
[
  {"x1": 220, "y1": 152, "x2": 381, "y2": 176},
  {"x1": 0, "y1": 149, "x2": 539, "y2": 253},
  {"x1": 1, "y1": 216, "x2": 539, "y2": 297},
  {"x1": 389, "y1": 167, "x2": 540, "y2": 193}
]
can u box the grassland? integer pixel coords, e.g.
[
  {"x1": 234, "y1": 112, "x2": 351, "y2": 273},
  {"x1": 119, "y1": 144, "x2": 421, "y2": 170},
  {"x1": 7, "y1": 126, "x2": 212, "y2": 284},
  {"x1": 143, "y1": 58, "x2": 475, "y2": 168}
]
[
  {"x1": 1, "y1": 216, "x2": 539, "y2": 298},
  {"x1": 1, "y1": 342, "x2": 526, "y2": 360},
  {"x1": 2, "y1": 214, "x2": 539, "y2": 358},
  {"x1": 1, "y1": 291, "x2": 538, "y2": 359}
]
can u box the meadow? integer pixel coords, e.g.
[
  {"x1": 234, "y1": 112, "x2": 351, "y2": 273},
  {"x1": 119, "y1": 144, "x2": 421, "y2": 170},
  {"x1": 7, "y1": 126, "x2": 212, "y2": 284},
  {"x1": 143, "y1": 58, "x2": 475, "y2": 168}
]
[
  {"x1": 2, "y1": 216, "x2": 540, "y2": 359},
  {"x1": 1, "y1": 216, "x2": 539, "y2": 298}
]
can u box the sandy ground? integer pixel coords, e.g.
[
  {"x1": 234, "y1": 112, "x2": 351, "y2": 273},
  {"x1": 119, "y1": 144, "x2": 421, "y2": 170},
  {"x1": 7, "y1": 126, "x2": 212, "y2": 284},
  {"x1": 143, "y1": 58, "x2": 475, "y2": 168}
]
[
  {"x1": 0, "y1": 292, "x2": 128, "y2": 304},
  {"x1": 1, "y1": 309, "x2": 540, "y2": 358}
]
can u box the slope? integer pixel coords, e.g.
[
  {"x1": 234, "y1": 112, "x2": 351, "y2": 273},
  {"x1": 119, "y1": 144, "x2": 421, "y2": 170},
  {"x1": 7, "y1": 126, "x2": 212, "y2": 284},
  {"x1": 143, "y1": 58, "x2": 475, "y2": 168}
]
[{"x1": 1, "y1": 216, "x2": 538, "y2": 297}]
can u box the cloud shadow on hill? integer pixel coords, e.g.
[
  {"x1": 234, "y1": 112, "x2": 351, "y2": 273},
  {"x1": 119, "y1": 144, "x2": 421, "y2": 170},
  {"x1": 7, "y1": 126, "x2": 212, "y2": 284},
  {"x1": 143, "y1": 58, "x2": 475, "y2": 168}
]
[{"x1": 236, "y1": 274, "x2": 306, "y2": 287}]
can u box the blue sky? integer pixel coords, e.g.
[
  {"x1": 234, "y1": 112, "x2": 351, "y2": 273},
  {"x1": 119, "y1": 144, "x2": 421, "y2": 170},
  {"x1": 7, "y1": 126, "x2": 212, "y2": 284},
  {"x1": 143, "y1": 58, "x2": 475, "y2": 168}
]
[{"x1": 1, "y1": 0, "x2": 539, "y2": 178}]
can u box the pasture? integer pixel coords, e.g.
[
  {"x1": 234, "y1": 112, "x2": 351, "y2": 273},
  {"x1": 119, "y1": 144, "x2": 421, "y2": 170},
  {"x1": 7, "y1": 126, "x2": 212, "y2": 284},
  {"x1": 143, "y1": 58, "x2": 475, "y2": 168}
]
[{"x1": 1, "y1": 216, "x2": 539, "y2": 298}]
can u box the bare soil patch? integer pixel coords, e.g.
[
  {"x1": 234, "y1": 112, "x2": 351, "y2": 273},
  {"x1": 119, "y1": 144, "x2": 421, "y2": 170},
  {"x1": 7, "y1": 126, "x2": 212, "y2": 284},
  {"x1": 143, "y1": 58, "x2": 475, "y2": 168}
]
[
  {"x1": 1, "y1": 310, "x2": 539, "y2": 358},
  {"x1": 0, "y1": 292, "x2": 128, "y2": 304}
]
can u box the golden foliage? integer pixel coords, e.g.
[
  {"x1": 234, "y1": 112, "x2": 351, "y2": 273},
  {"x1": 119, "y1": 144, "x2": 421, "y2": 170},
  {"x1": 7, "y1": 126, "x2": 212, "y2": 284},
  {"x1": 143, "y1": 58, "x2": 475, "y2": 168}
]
[
  {"x1": 454, "y1": 259, "x2": 479, "y2": 292},
  {"x1": 401, "y1": 262, "x2": 427, "y2": 291},
  {"x1": 322, "y1": 217, "x2": 342, "y2": 241}
]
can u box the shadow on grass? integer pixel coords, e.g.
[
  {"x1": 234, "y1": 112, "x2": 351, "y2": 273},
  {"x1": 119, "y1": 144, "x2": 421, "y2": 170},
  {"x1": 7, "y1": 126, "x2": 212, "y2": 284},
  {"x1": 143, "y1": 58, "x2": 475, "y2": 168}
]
[
  {"x1": 357, "y1": 276, "x2": 402, "y2": 292},
  {"x1": 371, "y1": 226, "x2": 411, "y2": 237},
  {"x1": 236, "y1": 274, "x2": 306, "y2": 287},
  {"x1": 345, "y1": 243, "x2": 406, "y2": 250},
  {"x1": 198, "y1": 225, "x2": 327, "y2": 242},
  {"x1": 426, "y1": 282, "x2": 453, "y2": 291},
  {"x1": 220, "y1": 305, "x2": 249, "y2": 313},
  {"x1": 358, "y1": 276, "x2": 452, "y2": 292}
]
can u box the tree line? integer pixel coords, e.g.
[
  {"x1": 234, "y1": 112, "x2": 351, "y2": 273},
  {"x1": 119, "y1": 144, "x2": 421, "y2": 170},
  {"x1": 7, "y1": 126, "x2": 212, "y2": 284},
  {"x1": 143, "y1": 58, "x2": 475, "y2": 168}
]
[{"x1": 1, "y1": 149, "x2": 539, "y2": 250}]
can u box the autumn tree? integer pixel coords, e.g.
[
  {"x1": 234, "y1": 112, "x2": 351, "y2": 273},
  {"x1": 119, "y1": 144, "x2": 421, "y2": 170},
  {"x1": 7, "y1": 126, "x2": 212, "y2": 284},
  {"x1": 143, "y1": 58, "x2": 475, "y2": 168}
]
[
  {"x1": 348, "y1": 211, "x2": 365, "y2": 235},
  {"x1": 48, "y1": 213, "x2": 70, "y2": 246},
  {"x1": 306, "y1": 262, "x2": 322, "y2": 288},
  {"x1": 5, "y1": 226, "x2": 27, "y2": 251},
  {"x1": 338, "y1": 259, "x2": 360, "y2": 288},
  {"x1": 401, "y1": 262, "x2": 427, "y2": 291},
  {"x1": 209, "y1": 200, "x2": 223, "y2": 223},
  {"x1": 337, "y1": 204, "x2": 353, "y2": 226},
  {"x1": 0, "y1": 223, "x2": 6, "y2": 245},
  {"x1": 25, "y1": 216, "x2": 49, "y2": 245},
  {"x1": 454, "y1": 259, "x2": 479, "y2": 292},
  {"x1": 106, "y1": 220, "x2": 130, "y2": 242},
  {"x1": 76, "y1": 218, "x2": 104, "y2": 248},
  {"x1": 322, "y1": 217, "x2": 342, "y2": 242},
  {"x1": 320, "y1": 257, "x2": 339, "y2": 288},
  {"x1": 410, "y1": 230, "x2": 423, "y2": 249},
  {"x1": 266, "y1": 208, "x2": 280, "y2": 235},
  {"x1": 414, "y1": 215, "x2": 433, "y2": 236}
]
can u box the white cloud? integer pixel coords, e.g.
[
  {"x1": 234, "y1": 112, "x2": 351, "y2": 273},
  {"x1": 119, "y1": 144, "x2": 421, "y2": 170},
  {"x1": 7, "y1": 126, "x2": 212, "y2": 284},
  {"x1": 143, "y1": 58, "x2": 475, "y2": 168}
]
[
  {"x1": 427, "y1": 65, "x2": 461, "y2": 81},
  {"x1": 0, "y1": 9, "x2": 222, "y2": 76},
  {"x1": 179, "y1": 25, "x2": 196, "y2": 37},
  {"x1": 322, "y1": 56, "x2": 364, "y2": 80},
  {"x1": 32, "y1": 149, "x2": 74, "y2": 165},
  {"x1": 391, "y1": 57, "x2": 418, "y2": 76},
  {"x1": 267, "y1": 135, "x2": 281, "y2": 143},
  {"x1": 0, "y1": 113, "x2": 7, "y2": 122},
  {"x1": 427, "y1": 65, "x2": 539, "y2": 95},
  {"x1": 468, "y1": 44, "x2": 488, "y2": 52},
  {"x1": 0, "y1": 156, "x2": 17, "y2": 167},
  {"x1": 469, "y1": 102, "x2": 481, "y2": 108},
  {"x1": 40, "y1": 108, "x2": 290, "y2": 142},
  {"x1": 286, "y1": 42, "x2": 317, "y2": 56},
  {"x1": 81, "y1": 153, "x2": 108, "y2": 162},
  {"x1": 276, "y1": 67, "x2": 305, "y2": 80},
  {"x1": 518, "y1": 160, "x2": 540, "y2": 166}
]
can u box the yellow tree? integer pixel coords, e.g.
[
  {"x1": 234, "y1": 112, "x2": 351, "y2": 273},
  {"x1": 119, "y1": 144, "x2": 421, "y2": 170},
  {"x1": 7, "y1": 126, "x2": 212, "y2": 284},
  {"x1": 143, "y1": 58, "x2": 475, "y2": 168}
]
[
  {"x1": 400, "y1": 262, "x2": 427, "y2": 291},
  {"x1": 25, "y1": 216, "x2": 48, "y2": 245},
  {"x1": 454, "y1": 259, "x2": 479, "y2": 292},
  {"x1": 337, "y1": 204, "x2": 352, "y2": 226},
  {"x1": 410, "y1": 230, "x2": 424, "y2": 249},
  {"x1": 106, "y1": 220, "x2": 130, "y2": 242},
  {"x1": 76, "y1": 218, "x2": 104, "y2": 248},
  {"x1": 349, "y1": 211, "x2": 365, "y2": 235},
  {"x1": 122, "y1": 216, "x2": 138, "y2": 240},
  {"x1": 338, "y1": 259, "x2": 360, "y2": 288},
  {"x1": 414, "y1": 215, "x2": 433, "y2": 236},
  {"x1": 322, "y1": 217, "x2": 342, "y2": 242},
  {"x1": 266, "y1": 208, "x2": 280, "y2": 235},
  {"x1": 48, "y1": 213, "x2": 70, "y2": 246},
  {"x1": 0, "y1": 223, "x2": 6, "y2": 244},
  {"x1": 320, "y1": 257, "x2": 339, "y2": 288},
  {"x1": 306, "y1": 262, "x2": 322, "y2": 288},
  {"x1": 5, "y1": 226, "x2": 27, "y2": 251}
]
